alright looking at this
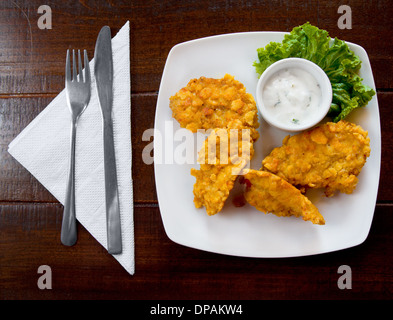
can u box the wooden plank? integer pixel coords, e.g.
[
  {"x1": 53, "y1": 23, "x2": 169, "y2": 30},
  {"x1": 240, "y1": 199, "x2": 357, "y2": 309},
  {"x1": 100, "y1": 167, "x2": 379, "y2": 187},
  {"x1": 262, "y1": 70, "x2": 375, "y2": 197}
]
[
  {"x1": 0, "y1": 0, "x2": 392, "y2": 94},
  {"x1": 0, "y1": 203, "x2": 392, "y2": 299},
  {"x1": 0, "y1": 96, "x2": 58, "y2": 202},
  {"x1": 377, "y1": 91, "x2": 393, "y2": 201}
]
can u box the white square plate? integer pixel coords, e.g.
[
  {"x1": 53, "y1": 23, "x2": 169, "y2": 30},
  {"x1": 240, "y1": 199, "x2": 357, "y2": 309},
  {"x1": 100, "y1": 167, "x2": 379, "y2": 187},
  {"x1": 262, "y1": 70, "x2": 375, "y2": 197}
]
[{"x1": 154, "y1": 32, "x2": 381, "y2": 257}]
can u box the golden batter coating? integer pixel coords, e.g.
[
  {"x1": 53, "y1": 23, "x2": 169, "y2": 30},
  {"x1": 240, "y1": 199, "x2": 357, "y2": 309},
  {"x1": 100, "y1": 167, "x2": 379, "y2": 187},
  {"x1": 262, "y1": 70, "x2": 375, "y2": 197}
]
[
  {"x1": 243, "y1": 169, "x2": 325, "y2": 225},
  {"x1": 191, "y1": 128, "x2": 254, "y2": 216},
  {"x1": 262, "y1": 120, "x2": 371, "y2": 197},
  {"x1": 169, "y1": 74, "x2": 259, "y2": 141}
]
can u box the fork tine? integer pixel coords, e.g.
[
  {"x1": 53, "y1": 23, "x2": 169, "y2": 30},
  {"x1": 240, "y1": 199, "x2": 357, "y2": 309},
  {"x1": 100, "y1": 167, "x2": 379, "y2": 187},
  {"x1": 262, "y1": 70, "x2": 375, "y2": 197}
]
[
  {"x1": 65, "y1": 49, "x2": 71, "y2": 82},
  {"x1": 84, "y1": 50, "x2": 90, "y2": 84},
  {"x1": 77, "y1": 50, "x2": 83, "y2": 82},
  {"x1": 72, "y1": 49, "x2": 77, "y2": 81}
]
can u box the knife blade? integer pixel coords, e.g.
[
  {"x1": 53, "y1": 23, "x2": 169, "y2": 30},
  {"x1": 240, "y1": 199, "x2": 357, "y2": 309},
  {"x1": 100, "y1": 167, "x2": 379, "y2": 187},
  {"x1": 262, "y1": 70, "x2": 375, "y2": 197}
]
[{"x1": 94, "y1": 26, "x2": 122, "y2": 254}]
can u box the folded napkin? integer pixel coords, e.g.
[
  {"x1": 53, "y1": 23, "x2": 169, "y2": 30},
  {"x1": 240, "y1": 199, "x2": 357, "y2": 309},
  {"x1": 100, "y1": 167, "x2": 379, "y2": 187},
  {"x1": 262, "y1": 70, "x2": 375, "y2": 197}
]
[{"x1": 8, "y1": 21, "x2": 134, "y2": 275}]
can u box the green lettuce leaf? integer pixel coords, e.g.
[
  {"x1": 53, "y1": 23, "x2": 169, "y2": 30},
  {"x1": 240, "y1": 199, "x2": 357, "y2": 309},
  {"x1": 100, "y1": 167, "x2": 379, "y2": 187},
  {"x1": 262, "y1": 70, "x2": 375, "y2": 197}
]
[{"x1": 253, "y1": 22, "x2": 375, "y2": 122}]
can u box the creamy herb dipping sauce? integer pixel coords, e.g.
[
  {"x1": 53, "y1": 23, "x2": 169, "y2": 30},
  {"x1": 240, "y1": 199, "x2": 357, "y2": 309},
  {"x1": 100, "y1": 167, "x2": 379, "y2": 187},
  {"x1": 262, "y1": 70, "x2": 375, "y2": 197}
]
[{"x1": 262, "y1": 67, "x2": 322, "y2": 127}]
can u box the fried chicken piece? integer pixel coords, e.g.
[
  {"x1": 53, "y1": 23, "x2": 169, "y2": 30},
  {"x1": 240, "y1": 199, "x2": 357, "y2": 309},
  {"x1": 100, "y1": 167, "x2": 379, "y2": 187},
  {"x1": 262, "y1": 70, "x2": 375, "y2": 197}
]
[
  {"x1": 170, "y1": 74, "x2": 259, "y2": 141},
  {"x1": 242, "y1": 169, "x2": 325, "y2": 225},
  {"x1": 262, "y1": 120, "x2": 371, "y2": 197},
  {"x1": 191, "y1": 128, "x2": 254, "y2": 215}
]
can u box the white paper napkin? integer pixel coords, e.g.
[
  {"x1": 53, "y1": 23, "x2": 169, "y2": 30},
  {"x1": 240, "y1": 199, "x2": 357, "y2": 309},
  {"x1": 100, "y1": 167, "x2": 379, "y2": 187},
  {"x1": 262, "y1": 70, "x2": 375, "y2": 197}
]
[{"x1": 8, "y1": 21, "x2": 134, "y2": 275}]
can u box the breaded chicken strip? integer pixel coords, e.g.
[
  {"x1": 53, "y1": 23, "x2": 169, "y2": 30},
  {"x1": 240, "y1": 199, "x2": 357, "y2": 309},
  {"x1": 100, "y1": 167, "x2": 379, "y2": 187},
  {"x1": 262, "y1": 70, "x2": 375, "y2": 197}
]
[
  {"x1": 262, "y1": 121, "x2": 371, "y2": 197},
  {"x1": 191, "y1": 128, "x2": 254, "y2": 215},
  {"x1": 170, "y1": 74, "x2": 259, "y2": 141},
  {"x1": 242, "y1": 169, "x2": 325, "y2": 225}
]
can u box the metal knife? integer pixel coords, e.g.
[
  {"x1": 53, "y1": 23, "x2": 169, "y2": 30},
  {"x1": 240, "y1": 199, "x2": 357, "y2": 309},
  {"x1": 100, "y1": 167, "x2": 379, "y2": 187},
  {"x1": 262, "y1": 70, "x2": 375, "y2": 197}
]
[{"x1": 94, "y1": 26, "x2": 122, "y2": 254}]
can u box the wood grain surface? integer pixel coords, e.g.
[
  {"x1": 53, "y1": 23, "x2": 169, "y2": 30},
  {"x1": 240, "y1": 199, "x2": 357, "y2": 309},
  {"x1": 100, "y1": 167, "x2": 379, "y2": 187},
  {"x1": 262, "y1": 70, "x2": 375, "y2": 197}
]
[{"x1": 1, "y1": 0, "x2": 392, "y2": 301}]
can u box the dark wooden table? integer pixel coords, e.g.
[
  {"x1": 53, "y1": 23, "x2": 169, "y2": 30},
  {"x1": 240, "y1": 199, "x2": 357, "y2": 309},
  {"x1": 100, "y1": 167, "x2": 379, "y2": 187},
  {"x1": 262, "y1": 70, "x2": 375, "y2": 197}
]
[{"x1": 1, "y1": 0, "x2": 392, "y2": 301}]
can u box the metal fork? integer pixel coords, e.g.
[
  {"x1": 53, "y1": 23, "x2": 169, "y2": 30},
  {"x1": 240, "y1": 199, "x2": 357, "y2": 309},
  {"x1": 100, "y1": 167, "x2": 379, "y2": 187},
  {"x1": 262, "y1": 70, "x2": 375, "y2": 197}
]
[{"x1": 61, "y1": 49, "x2": 91, "y2": 246}]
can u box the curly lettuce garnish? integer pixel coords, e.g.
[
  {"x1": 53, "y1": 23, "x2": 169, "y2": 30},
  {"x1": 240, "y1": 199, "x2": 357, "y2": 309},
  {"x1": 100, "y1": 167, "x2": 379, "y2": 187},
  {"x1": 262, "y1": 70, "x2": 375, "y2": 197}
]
[{"x1": 253, "y1": 22, "x2": 375, "y2": 122}]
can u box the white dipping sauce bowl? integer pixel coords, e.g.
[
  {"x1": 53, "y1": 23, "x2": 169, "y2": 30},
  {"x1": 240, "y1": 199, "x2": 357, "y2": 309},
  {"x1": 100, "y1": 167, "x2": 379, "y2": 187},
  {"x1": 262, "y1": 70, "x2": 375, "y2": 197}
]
[{"x1": 256, "y1": 58, "x2": 332, "y2": 132}]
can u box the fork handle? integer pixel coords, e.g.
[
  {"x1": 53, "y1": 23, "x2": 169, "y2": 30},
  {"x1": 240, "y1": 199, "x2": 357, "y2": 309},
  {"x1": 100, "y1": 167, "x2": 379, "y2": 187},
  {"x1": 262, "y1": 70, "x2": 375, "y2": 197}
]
[
  {"x1": 61, "y1": 119, "x2": 78, "y2": 246},
  {"x1": 103, "y1": 117, "x2": 122, "y2": 254}
]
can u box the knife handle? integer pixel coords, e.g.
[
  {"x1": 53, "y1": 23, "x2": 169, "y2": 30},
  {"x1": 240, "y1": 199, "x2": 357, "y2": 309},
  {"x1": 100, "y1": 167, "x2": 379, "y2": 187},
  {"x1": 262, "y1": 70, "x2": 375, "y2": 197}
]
[{"x1": 102, "y1": 118, "x2": 122, "y2": 254}]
